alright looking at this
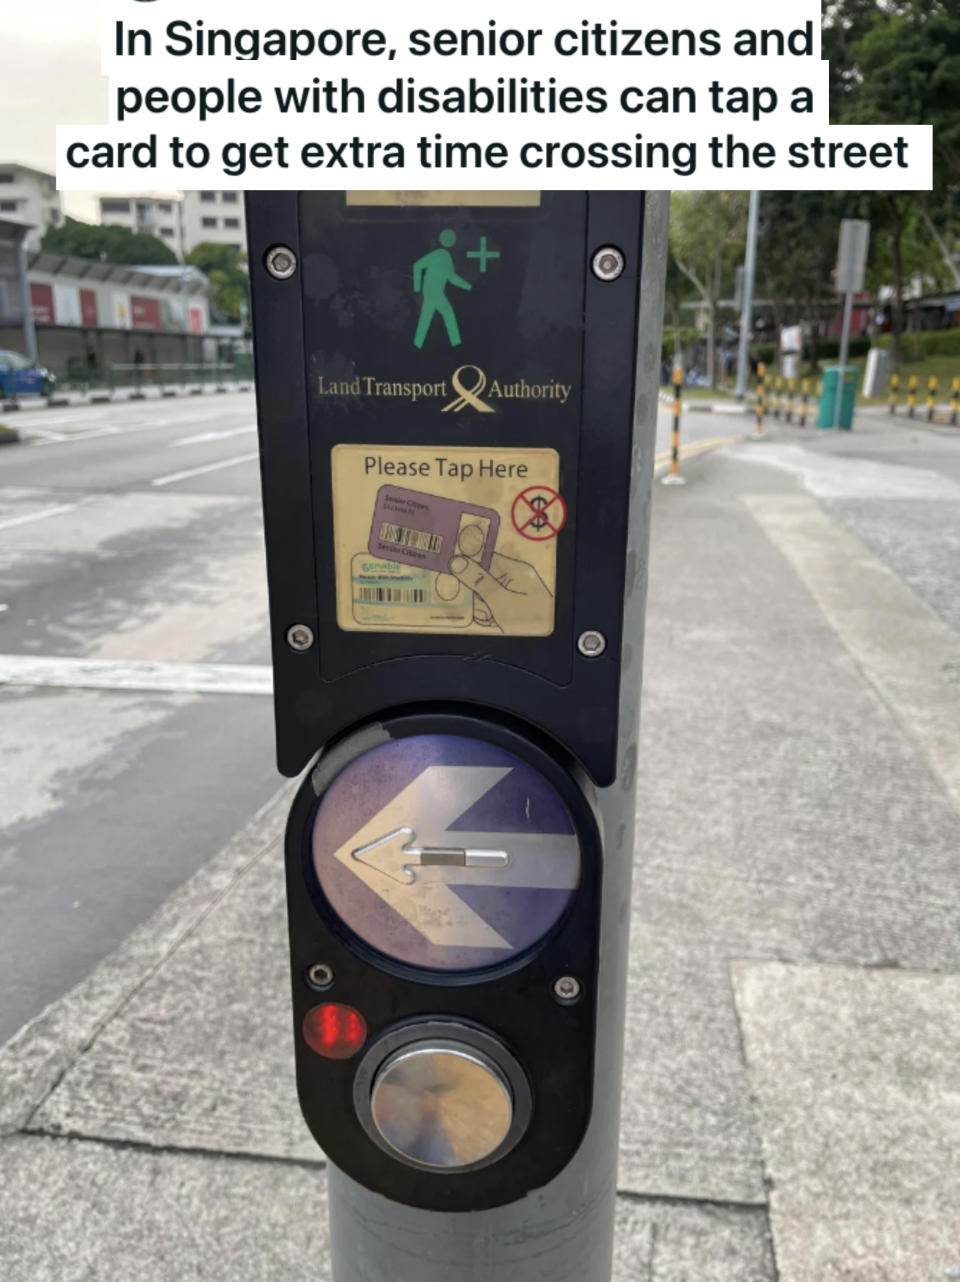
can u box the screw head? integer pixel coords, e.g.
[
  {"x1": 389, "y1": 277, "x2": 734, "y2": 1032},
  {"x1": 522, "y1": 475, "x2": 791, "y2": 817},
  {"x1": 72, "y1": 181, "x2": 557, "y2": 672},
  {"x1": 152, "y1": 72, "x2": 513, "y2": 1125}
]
[
  {"x1": 577, "y1": 630, "x2": 607, "y2": 658},
  {"x1": 265, "y1": 245, "x2": 297, "y2": 280},
  {"x1": 286, "y1": 623, "x2": 315, "y2": 652},
  {"x1": 591, "y1": 246, "x2": 625, "y2": 282},
  {"x1": 553, "y1": 975, "x2": 582, "y2": 1003},
  {"x1": 306, "y1": 963, "x2": 334, "y2": 991}
]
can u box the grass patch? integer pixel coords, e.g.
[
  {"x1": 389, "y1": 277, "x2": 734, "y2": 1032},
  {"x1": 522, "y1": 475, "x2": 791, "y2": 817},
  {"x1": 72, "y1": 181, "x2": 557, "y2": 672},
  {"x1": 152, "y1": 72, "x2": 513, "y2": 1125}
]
[{"x1": 0, "y1": 422, "x2": 20, "y2": 442}]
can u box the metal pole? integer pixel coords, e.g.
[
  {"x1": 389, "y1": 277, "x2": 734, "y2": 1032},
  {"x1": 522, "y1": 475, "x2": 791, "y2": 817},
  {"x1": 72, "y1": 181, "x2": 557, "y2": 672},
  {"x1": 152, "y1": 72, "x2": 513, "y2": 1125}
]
[
  {"x1": 327, "y1": 191, "x2": 670, "y2": 1282},
  {"x1": 833, "y1": 286, "x2": 855, "y2": 429},
  {"x1": 735, "y1": 191, "x2": 760, "y2": 400},
  {"x1": 16, "y1": 232, "x2": 38, "y2": 366}
]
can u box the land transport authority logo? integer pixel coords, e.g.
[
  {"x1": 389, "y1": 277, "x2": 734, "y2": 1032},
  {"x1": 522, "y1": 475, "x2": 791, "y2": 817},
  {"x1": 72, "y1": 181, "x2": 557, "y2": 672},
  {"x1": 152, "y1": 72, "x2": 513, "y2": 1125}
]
[{"x1": 317, "y1": 364, "x2": 573, "y2": 412}]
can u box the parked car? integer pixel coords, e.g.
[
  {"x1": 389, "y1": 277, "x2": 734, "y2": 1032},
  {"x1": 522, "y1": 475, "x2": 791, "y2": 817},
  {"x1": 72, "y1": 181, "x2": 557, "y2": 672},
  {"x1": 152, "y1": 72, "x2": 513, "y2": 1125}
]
[{"x1": 0, "y1": 350, "x2": 57, "y2": 399}]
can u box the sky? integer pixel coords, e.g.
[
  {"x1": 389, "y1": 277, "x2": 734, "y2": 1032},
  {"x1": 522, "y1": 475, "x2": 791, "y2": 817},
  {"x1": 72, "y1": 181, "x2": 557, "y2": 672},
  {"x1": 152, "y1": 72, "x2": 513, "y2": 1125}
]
[{"x1": 0, "y1": 2, "x2": 113, "y2": 221}]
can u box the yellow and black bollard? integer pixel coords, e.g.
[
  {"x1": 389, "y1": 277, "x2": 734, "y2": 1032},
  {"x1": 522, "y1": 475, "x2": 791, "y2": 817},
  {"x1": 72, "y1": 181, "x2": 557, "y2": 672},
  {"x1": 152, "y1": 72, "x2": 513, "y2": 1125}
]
[
  {"x1": 907, "y1": 374, "x2": 918, "y2": 419},
  {"x1": 662, "y1": 365, "x2": 687, "y2": 486},
  {"x1": 772, "y1": 375, "x2": 783, "y2": 420},
  {"x1": 889, "y1": 373, "x2": 900, "y2": 415},
  {"x1": 786, "y1": 377, "x2": 796, "y2": 424},
  {"x1": 927, "y1": 376, "x2": 938, "y2": 423},
  {"x1": 800, "y1": 377, "x2": 810, "y2": 427},
  {"x1": 753, "y1": 362, "x2": 767, "y2": 439},
  {"x1": 951, "y1": 378, "x2": 960, "y2": 428}
]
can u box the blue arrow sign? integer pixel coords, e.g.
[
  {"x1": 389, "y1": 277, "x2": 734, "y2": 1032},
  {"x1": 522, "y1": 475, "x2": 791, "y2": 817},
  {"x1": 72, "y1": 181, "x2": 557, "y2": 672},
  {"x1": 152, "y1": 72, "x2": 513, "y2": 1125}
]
[{"x1": 312, "y1": 735, "x2": 581, "y2": 971}]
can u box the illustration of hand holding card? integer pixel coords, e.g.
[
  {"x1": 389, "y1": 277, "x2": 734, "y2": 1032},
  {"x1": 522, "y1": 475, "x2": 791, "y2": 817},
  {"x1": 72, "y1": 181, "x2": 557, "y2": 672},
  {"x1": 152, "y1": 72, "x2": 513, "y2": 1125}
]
[{"x1": 360, "y1": 484, "x2": 552, "y2": 634}]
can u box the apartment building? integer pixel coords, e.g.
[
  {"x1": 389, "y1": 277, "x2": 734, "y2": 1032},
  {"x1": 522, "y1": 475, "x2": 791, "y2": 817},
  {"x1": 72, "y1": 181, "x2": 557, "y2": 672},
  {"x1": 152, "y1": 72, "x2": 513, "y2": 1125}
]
[
  {"x1": 98, "y1": 195, "x2": 185, "y2": 260},
  {"x1": 98, "y1": 191, "x2": 246, "y2": 260},
  {"x1": 0, "y1": 164, "x2": 62, "y2": 252},
  {"x1": 180, "y1": 191, "x2": 246, "y2": 256}
]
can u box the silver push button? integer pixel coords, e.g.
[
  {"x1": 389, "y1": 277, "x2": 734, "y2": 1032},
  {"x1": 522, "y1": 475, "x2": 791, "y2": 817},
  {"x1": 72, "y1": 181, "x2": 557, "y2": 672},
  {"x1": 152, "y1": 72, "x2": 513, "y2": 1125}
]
[{"x1": 369, "y1": 1041, "x2": 513, "y2": 1169}]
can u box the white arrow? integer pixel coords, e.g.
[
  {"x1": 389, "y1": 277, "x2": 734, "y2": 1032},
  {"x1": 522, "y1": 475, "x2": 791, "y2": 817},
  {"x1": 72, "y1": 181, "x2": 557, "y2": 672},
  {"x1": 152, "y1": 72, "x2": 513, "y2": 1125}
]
[
  {"x1": 328, "y1": 765, "x2": 579, "y2": 951},
  {"x1": 352, "y1": 826, "x2": 510, "y2": 885}
]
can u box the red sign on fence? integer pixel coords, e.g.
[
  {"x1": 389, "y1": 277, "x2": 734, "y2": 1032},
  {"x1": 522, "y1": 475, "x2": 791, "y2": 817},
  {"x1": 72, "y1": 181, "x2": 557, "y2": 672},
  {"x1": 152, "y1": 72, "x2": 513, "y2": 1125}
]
[
  {"x1": 30, "y1": 283, "x2": 54, "y2": 325},
  {"x1": 131, "y1": 296, "x2": 161, "y2": 330},
  {"x1": 80, "y1": 288, "x2": 98, "y2": 328}
]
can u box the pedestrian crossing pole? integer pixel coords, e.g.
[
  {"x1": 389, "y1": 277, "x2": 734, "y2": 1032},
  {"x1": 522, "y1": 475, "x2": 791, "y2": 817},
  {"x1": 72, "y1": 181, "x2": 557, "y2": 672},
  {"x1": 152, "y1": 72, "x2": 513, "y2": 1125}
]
[
  {"x1": 662, "y1": 365, "x2": 686, "y2": 486},
  {"x1": 927, "y1": 376, "x2": 938, "y2": 423},
  {"x1": 951, "y1": 378, "x2": 960, "y2": 428},
  {"x1": 246, "y1": 188, "x2": 670, "y2": 1282},
  {"x1": 907, "y1": 374, "x2": 918, "y2": 418},
  {"x1": 889, "y1": 373, "x2": 900, "y2": 415},
  {"x1": 800, "y1": 377, "x2": 810, "y2": 427}
]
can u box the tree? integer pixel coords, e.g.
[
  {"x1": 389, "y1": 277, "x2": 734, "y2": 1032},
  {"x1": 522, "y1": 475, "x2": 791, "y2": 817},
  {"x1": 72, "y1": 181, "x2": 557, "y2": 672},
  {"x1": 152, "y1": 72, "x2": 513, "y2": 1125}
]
[
  {"x1": 185, "y1": 242, "x2": 250, "y2": 324},
  {"x1": 840, "y1": 1, "x2": 958, "y2": 361},
  {"x1": 41, "y1": 218, "x2": 178, "y2": 266},
  {"x1": 756, "y1": 191, "x2": 853, "y2": 372},
  {"x1": 670, "y1": 192, "x2": 748, "y2": 387}
]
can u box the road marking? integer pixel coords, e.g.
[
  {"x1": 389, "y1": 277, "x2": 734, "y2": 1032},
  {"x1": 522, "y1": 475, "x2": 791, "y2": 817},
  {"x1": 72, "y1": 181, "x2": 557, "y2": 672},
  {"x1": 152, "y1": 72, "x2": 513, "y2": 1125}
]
[
  {"x1": 654, "y1": 435, "x2": 739, "y2": 474},
  {"x1": 0, "y1": 654, "x2": 272, "y2": 696},
  {"x1": 170, "y1": 425, "x2": 256, "y2": 448},
  {"x1": 150, "y1": 452, "x2": 259, "y2": 488},
  {"x1": 0, "y1": 503, "x2": 78, "y2": 531},
  {"x1": 747, "y1": 495, "x2": 960, "y2": 819}
]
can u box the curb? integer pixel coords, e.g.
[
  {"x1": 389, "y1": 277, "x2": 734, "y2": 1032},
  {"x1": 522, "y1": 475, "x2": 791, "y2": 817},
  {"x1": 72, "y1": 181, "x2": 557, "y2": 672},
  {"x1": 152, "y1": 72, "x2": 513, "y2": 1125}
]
[{"x1": 658, "y1": 391, "x2": 749, "y2": 416}]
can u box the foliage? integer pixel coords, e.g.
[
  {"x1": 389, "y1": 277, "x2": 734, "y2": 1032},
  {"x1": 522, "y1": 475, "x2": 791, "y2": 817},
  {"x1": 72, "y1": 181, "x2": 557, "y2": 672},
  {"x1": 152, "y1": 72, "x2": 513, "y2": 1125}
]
[
  {"x1": 751, "y1": 336, "x2": 873, "y2": 367},
  {"x1": 41, "y1": 218, "x2": 178, "y2": 266},
  {"x1": 185, "y1": 243, "x2": 250, "y2": 324},
  {"x1": 661, "y1": 326, "x2": 702, "y2": 366},
  {"x1": 669, "y1": 191, "x2": 748, "y2": 386},
  {"x1": 875, "y1": 328, "x2": 960, "y2": 360}
]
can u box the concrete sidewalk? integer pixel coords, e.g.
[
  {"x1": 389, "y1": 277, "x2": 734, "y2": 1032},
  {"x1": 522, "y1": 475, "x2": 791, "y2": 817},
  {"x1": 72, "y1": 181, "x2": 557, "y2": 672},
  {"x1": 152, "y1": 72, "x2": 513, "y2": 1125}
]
[{"x1": 4, "y1": 414, "x2": 960, "y2": 1280}]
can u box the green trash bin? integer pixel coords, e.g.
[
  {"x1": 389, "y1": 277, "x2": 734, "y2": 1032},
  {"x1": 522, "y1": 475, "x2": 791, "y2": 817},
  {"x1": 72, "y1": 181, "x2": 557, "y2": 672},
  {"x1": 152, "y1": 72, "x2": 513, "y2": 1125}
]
[{"x1": 818, "y1": 365, "x2": 859, "y2": 430}]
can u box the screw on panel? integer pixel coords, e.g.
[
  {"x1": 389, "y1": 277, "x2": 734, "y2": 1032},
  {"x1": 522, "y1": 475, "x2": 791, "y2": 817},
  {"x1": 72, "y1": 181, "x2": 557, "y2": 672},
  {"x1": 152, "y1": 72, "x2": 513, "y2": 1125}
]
[
  {"x1": 577, "y1": 630, "x2": 607, "y2": 658},
  {"x1": 286, "y1": 623, "x2": 315, "y2": 652},
  {"x1": 266, "y1": 245, "x2": 297, "y2": 280},
  {"x1": 591, "y1": 247, "x2": 625, "y2": 282},
  {"x1": 306, "y1": 963, "x2": 335, "y2": 991},
  {"x1": 553, "y1": 976, "x2": 582, "y2": 1003}
]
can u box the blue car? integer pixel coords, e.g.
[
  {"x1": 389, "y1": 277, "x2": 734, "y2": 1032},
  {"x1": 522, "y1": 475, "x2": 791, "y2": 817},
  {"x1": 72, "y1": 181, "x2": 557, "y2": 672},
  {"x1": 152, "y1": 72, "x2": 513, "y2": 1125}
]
[{"x1": 0, "y1": 350, "x2": 57, "y2": 399}]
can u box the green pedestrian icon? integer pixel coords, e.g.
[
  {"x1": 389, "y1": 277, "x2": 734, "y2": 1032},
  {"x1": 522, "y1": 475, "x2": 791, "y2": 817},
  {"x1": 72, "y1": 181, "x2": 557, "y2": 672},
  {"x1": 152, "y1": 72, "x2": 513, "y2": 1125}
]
[{"x1": 412, "y1": 229, "x2": 472, "y2": 350}]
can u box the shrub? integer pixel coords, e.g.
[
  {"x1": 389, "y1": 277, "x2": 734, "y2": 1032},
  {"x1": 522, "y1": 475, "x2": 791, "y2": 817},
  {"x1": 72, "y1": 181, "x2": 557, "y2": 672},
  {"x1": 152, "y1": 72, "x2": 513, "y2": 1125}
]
[{"x1": 875, "y1": 329, "x2": 960, "y2": 361}]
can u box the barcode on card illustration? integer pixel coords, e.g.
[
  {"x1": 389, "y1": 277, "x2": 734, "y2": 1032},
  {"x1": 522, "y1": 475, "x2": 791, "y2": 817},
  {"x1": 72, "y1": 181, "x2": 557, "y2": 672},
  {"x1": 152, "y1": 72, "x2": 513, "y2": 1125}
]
[{"x1": 378, "y1": 522, "x2": 444, "y2": 554}]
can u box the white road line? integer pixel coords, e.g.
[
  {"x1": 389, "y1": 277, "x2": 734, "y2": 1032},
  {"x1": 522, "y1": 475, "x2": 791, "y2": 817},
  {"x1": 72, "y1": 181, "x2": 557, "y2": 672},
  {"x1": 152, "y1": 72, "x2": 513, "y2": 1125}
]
[
  {"x1": 150, "y1": 452, "x2": 260, "y2": 488},
  {"x1": 0, "y1": 654, "x2": 272, "y2": 696},
  {"x1": 0, "y1": 503, "x2": 79, "y2": 532},
  {"x1": 171, "y1": 425, "x2": 256, "y2": 448}
]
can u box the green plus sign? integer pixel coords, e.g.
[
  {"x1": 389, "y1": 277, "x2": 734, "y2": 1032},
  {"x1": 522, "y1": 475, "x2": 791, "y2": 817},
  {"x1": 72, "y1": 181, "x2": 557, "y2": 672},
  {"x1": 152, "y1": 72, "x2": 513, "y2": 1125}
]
[{"x1": 466, "y1": 236, "x2": 501, "y2": 273}]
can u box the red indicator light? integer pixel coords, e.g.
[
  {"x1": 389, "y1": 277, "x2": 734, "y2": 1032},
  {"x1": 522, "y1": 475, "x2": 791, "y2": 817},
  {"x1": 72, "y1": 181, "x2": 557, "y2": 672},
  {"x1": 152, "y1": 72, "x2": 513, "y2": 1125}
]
[{"x1": 302, "y1": 1003, "x2": 367, "y2": 1060}]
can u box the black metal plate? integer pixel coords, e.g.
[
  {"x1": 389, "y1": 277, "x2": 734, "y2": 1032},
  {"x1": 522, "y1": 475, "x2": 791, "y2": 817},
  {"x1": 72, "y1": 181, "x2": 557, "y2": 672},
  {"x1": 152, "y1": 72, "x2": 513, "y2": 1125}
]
[
  {"x1": 246, "y1": 191, "x2": 646, "y2": 784},
  {"x1": 284, "y1": 710, "x2": 602, "y2": 1212}
]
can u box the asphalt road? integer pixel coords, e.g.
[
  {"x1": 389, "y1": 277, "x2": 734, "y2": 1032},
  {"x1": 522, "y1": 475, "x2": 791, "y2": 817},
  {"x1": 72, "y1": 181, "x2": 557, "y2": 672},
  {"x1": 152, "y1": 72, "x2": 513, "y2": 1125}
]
[
  {"x1": 0, "y1": 392, "x2": 277, "y2": 1045},
  {"x1": 0, "y1": 390, "x2": 723, "y2": 1046}
]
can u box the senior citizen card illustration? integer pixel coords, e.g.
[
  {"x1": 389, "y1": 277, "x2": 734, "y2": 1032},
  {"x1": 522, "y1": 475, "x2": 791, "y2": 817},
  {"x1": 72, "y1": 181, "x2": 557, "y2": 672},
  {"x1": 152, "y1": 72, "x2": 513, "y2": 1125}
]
[{"x1": 331, "y1": 444, "x2": 564, "y2": 637}]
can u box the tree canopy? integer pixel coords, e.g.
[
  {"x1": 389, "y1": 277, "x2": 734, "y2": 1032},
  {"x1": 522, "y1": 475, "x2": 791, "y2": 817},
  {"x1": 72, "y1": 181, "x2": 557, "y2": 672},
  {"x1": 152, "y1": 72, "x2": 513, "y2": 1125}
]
[
  {"x1": 185, "y1": 242, "x2": 250, "y2": 325},
  {"x1": 41, "y1": 218, "x2": 178, "y2": 267}
]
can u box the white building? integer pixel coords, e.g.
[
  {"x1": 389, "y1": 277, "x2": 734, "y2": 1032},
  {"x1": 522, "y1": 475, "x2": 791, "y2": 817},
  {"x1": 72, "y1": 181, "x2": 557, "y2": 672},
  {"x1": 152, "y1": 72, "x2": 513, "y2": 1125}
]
[
  {"x1": 180, "y1": 190, "x2": 246, "y2": 256},
  {"x1": 98, "y1": 195, "x2": 185, "y2": 260},
  {"x1": 0, "y1": 164, "x2": 63, "y2": 252},
  {"x1": 98, "y1": 191, "x2": 247, "y2": 260}
]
